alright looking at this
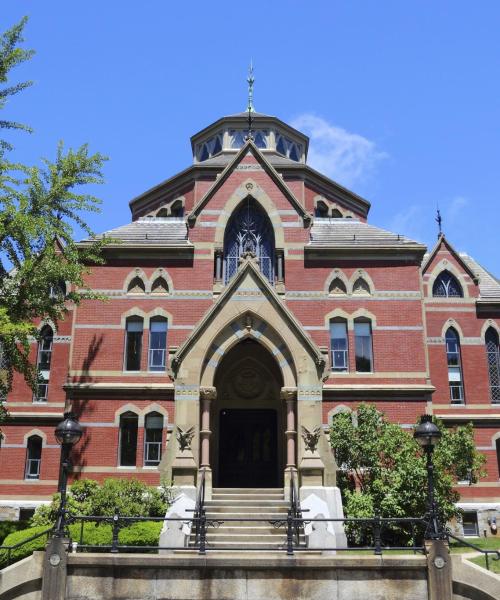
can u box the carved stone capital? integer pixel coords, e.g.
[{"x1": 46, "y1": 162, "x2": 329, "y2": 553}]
[
  {"x1": 280, "y1": 387, "x2": 297, "y2": 402},
  {"x1": 200, "y1": 386, "x2": 217, "y2": 402}
]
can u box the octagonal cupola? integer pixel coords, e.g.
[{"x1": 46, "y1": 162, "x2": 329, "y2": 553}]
[{"x1": 190, "y1": 111, "x2": 309, "y2": 164}]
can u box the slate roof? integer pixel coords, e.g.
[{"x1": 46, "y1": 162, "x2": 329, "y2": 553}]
[
  {"x1": 79, "y1": 218, "x2": 190, "y2": 246},
  {"x1": 307, "y1": 218, "x2": 425, "y2": 249},
  {"x1": 460, "y1": 254, "x2": 500, "y2": 299},
  {"x1": 200, "y1": 152, "x2": 299, "y2": 168}
]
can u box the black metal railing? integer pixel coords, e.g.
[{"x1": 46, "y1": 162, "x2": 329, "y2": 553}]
[
  {"x1": 191, "y1": 470, "x2": 206, "y2": 551},
  {"x1": 447, "y1": 531, "x2": 500, "y2": 572}
]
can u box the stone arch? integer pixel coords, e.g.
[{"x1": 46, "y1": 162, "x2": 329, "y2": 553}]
[
  {"x1": 124, "y1": 269, "x2": 148, "y2": 294},
  {"x1": 37, "y1": 319, "x2": 57, "y2": 336},
  {"x1": 149, "y1": 268, "x2": 173, "y2": 294},
  {"x1": 351, "y1": 308, "x2": 377, "y2": 329},
  {"x1": 144, "y1": 403, "x2": 169, "y2": 423},
  {"x1": 114, "y1": 403, "x2": 144, "y2": 426},
  {"x1": 349, "y1": 269, "x2": 375, "y2": 295},
  {"x1": 213, "y1": 180, "x2": 285, "y2": 248},
  {"x1": 120, "y1": 308, "x2": 148, "y2": 329},
  {"x1": 325, "y1": 269, "x2": 349, "y2": 296},
  {"x1": 426, "y1": 260, "x2": 470, "y2": 299},
  {"x1": 148, "y1": 307, "x2": 173, "y2": 325},
  {"x1": 440, "y1": 318, "x2": 465, "y2": 340},
  {"x1": 199, "y1": 313, "x2": 297, "y2": 389},
  {"x1": 327, "y1": 404, "x2": 353, "y2": 425},
  {"x1": 324, "y1": 308, "x2": 351, "y2": 330},
  {"x1": 480, "y1": 319, "x2": 500, "y2": 340},
  {"x1": 23, "y1": 429, "x2": 47, "y2": 447}
]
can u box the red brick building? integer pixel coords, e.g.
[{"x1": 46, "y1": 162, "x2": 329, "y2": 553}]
[{"x1": 1, "y1": 111, "x2": 499, "y2": 535}]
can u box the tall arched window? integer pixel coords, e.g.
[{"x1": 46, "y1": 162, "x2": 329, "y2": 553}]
[
  {"x1": 35, "y1": 326, "x2": 53, "y2": 402},
  {"x1": 25, "y1": 435, "x2": 42, "y2": 479},
  {"x1": 125, "y1": 317, "x2": 143, "y2": 371},
  {"x1": 144, "y1": 412, "x2": 164, "y2": 466},
  {"x1": 119, "y1": 412, "x2": 138, "y2": 466},
  {"x1": 148, "y1": 318, "x2": 168, "y2": 371},
  {"x1": 485, "y1": 328, "x2": 500, "y2": 404},
  {"x1": 433, "y1": 271, "x2": 463, "y2": 298},
  {"x1": 330, "y1": 319, "x2": 349, "y2": 371},
  {"x1": 354, "y1": 319, "x2": 373, "y2": 372},
  {"x1": 446, "y1": 328, "x2": 465, "y2": 404},
  {"x1": 223, "y1": 198, "x2": 275, "y2": 284}
]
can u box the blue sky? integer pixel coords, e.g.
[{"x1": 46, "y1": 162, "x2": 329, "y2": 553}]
[{"x1": 3, "y1": 1, "x2": 500, "y2": 274}]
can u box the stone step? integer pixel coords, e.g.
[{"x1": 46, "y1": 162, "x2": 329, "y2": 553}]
[
  {"x1": 208, "y1": 526, "x2": 289, "y2": 534},
  {"x1": 190, "y1": 541, "x2": 293, "y2": 549},
  {"x1": 212, "y1": 493, "x2": 284, "y2": 501},
  {"x1": 206, "y1": 500, "x2": 288, "y2": 507},
  {"x1": 205, "y1": 507, "x2": 289, "y2": 515},
  {"x1": 212, "y1": 488, "x2": 284, "y2": 494}
]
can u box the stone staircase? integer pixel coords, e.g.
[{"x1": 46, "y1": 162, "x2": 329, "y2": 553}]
[{"x1": 189, "y1": 488, "x2": 305, "y2": 551}]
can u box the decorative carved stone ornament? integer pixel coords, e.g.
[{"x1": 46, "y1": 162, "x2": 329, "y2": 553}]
[
  {"x1": 301, "y1": 425, "x2": 321, "y2": 453},
  {"x1": 176, "y1": 426, "x2": 195, "y2": 452},
  {"x1": 200, "y1": 387, "x2": 217, "y2": 402},
  {"x1": 280, "y1": 388, "x2": 297, "y2": 402}
]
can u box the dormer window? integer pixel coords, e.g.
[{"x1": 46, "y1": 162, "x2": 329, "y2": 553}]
[
  {"x1": 275, "y1": 133, "x2": 301, "y2": 161},
  {"x1": 197, "y1": 132, "x2": 223, "y2": 161},
  {"x1": 230, "y1": 129, "x2": 269, "y2": 149}
]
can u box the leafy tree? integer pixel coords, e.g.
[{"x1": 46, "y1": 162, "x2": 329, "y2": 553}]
[
  {"x1": 0, "y1": 18, "x2": 109, "y2": 419},
  {"x1": 329, "y1": 404, "x2": 486, "y2": 544}
]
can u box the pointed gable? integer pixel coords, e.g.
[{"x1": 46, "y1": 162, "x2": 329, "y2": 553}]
[
  {"x1": 187, "y1": 140, "x2": 311, "y2": 225},
  {"x1": 422, "y1": 234, "x2": 478, "y2": 282}
]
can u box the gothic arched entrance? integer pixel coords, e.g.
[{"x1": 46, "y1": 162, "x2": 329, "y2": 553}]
[{"x1": 212, "y1": 339, "x2": 284, "y2": 488}]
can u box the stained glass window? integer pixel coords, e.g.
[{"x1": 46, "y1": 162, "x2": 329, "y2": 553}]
[
  {"x1": 486, "y1": 328, "x2": 500, "y2": 404},
  {"x1": 433, "y1": 271, "x2": 463, "y2": 298},
  {"x1": 223, "y1": 199, "x2": 275, "y2": 284}
]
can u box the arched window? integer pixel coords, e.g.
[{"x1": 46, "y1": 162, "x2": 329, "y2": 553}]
[
  {"x1": 125, "y1": 317, "x2": 143, "y2": 371},
  {"x1": 119, "y1": 412, "x2": 138, "y2": 466},
  {"x1": 329, "y1": 278, "x2": 347, "y2": 296},
  {"x1": 49, "y1": 280, "x2": 66, "y2": 299},
  {"x1": 25, "y1": 435, "x2": 42, "y2": 480},
  {"x1": 156, "y1": 208, "x2": 169, "y2": 218},
  {"x1": 170, "y1": 200, "x2": 184, "y2": 218},
  {"x1": 433, "y1": 271, "x2": 463, "y2": 298},
  {"x1": 331, "y1": 209, "x2": 343, "y2": 218},
  {"x1": 151, "y1": 277, "x2": 169, "y2": 294},
  {"x1": 127, "y1": 277, "x2": 146, "y2": 294},
  {"x1": 485, "y1": 328, "x2": 500, "y2": 404},
  {"x1": 354, "y1": 319, "x2": 373, "y2": 372},
  {"x1": 144, "y1": 412, "x2": 164, "y2": 466},
  {"x1": 223, "y1": 198, "x2": 275, "y2": 284},
  {"x1": 330, "y1": 319, "x2": 349, "y2": 371},
  {"x1": 35, "y1": 326, "x2": 53, "y2": 402},
  {"x1": 446, "y1": 328, "x2": 465, "y2": 404},
  {"x1": 315, "y1": 201, "x2": 329, "y2": 218},
  {"x1": 352, "y1": 277, "x2": 371, "y2": 295},
  {"x1": 148, "y1": 317, "x2": 168, "y2": 371}
]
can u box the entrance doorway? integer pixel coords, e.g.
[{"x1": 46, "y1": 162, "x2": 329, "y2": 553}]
[
  {"x1": 211, "y1": 339, "x2": 285, "y2": 488},
  {"x1": 218, "y1": 409, "x2": 278, "y2": 487}
]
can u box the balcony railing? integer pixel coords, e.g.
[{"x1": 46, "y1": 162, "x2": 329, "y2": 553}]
[{"x1": 148, "y1": 348, "x2": 166, "y2": 371}]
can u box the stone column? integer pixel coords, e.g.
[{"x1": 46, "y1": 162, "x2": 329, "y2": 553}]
[
  {"x1": 199, "y1": 386, "x2": 216, "y2": 499},
  {"x1": 281, "y1": 387, "x2": 297, "y2": 498}
]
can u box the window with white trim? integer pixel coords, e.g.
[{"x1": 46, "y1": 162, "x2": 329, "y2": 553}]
[
  {"x1": 144, "y1": 412, "x2": 163, "y2": 466},
  {"x1": 25, "y1": 435, "x2": 42, "y2": 480},
  {"x1": 35, "y1": 326, "x2": 53, "y2": 402},
  {"x1": 148, "y1": 318, "x2": 168, "y2": 372},
  {"x1": 446, "y1": 328, "x2": 465, "y2": 404},
  {"x1": 330, "y1": 319, "x2": 349, "y2": 371}
]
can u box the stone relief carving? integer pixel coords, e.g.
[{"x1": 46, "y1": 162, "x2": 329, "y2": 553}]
[
  {"x1": 301, "y1": 425, "x2": 321, "y2": 453},
  {"x1": 232, "y1": 367, "x2": 265, "y2": 399},
  {"x1": 176, "y1": 426, "x2": 195, "y2": 452},
  {"x1": 200, "y1": 387, "x2": 217, "y2": 402}
]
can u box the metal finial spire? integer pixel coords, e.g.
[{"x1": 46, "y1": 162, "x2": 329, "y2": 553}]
[
  {"x1": 435, "y1": 207, "x2": 443, "y2": 238},
  {"x1": 246, "y1": 61, "x2": 255, "y2": 141}
]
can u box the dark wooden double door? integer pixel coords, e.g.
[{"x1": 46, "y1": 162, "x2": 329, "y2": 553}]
[{"x1": 218, "y1": 409, "x2": 278, "y2": 488}]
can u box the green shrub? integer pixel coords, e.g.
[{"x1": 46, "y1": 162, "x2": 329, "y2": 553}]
[
  {"x1": 31, "y1": 478, "x2": 171, "y2": 527},
  {"x1": 118, "y1": 521, "x2": 162, "y2": 547},
  {"x1": 0, "y1": 525, "x2": 52, "y2": 566},
  {"x1": 68, "y1": 522, "x2": 112, "y2": 548},
  {"x1": 0, "y1": 521, "x2": 29, "y2": 544}
]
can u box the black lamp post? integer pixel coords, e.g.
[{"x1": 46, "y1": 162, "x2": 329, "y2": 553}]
[
  {"x1": 54, "y1": 412, "x2": 83, "y2": 538},
  {"x1": 414, "y1": 414, "x2": 442, "y2": 539}
]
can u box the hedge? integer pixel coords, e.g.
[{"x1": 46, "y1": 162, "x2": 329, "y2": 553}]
[
  {"x1": 0, "y1": 521, "x2": 30, "y2": 545},
  {"x1": 0, "y1": 520, "x2": 164, "y2": 565}
]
